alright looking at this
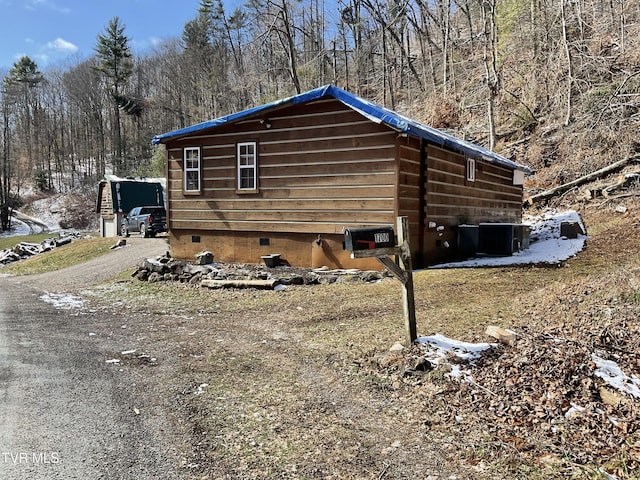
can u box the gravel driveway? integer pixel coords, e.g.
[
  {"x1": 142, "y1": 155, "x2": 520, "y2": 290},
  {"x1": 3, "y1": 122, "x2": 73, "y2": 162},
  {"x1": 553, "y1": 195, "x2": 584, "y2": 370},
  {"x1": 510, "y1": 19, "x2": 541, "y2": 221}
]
[
  {"x1": 16, "y1": 237, "x2": 168, "y2": 292},
  {"x1": 0, "y1": 236, "x2": 182, "y2": 479}
]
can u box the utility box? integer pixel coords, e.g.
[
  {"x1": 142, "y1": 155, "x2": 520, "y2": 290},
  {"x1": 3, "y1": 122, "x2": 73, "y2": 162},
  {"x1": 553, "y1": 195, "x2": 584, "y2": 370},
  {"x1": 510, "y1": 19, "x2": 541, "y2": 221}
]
[
  {"x1": 457, "y1": 225, "x2": 480, "y2": 258},
  {"x1": 478, "y1": 223, "x2": 530, "y2": 256},
  {"x1": 344, "y1": 226, "x2": 395, "y2": 251}
]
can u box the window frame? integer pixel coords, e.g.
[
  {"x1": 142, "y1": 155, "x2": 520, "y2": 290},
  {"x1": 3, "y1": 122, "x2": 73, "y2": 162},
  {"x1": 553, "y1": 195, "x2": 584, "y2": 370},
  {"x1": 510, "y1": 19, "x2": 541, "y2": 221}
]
[
  {"x1": 183, "y1": 146, "x2": 201, "y2": 193},
  {"x1": 466, "y1": 157, "x2": 476, "y2": 182},
  {"x1": 236, "y1": 141, "x2": 258, "y2": 192}
]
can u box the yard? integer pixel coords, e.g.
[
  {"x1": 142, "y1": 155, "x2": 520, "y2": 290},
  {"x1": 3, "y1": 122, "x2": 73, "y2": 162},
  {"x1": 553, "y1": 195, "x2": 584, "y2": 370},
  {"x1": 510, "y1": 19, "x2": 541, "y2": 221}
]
[{"x1": 60, "y1": 199, "x2": 640, "y2": 479}]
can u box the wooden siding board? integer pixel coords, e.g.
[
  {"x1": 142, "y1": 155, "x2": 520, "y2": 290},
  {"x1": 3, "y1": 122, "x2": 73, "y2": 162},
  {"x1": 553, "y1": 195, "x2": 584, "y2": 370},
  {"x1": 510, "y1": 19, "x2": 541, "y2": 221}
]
[
  {"x1": 260, "y1": 150, "x2": 394, "y2": 167},
  {"x1": 427, "y1": 181, "x2": 522, "y2": 201},
  {"x1": 427, "y1": 205, "x2": 520, "y2": 220},
  {"x1": 259, "y1": 172, "x2": 395, "y2": 188},
  {"x1": 169, "y1": 198, "x2": 393, "y2": 210},
  {"x1": 170, "y1": 209, "x2": 394, "y2": 224},
  {"x1": 259, "y1": 159, "x2": 394, "y2": 177},
  {"x1": 169, "y1": 185, "x2": 397, "y2": 200},
  {"x1": 425, "y1": 143, "x2": 523, "y2": 228},
  {"x1": 398, "y1": 158, "x2": 421, "y2": 176},
  {"x1": 165, "y1": 98, "x2": 399, "y2": 240},
  {"x1": 169, "y1": 219, "x2": 394, "y2": 234}
]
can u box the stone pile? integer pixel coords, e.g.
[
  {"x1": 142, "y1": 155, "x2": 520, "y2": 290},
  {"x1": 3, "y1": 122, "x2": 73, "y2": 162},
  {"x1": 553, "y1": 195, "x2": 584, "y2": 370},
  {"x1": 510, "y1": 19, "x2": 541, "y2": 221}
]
[{"x1": 131, "y1": 252, "x2": 387, "y2": 288}]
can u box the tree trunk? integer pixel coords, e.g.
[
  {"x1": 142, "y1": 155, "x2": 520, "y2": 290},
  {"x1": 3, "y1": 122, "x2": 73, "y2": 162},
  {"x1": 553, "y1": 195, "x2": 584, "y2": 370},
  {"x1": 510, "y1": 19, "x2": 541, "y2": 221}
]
[
  {"x1": 278, "y1": 0, "x2": 302, "y2": 94},
  {"x1": 525, "y1": 155, "x2": 640, "y2": 206},
  {"x1": 481, "y1": 0, "x2": 499, "y2": 151},
  {"x1": 560, "y1": 0, "x2": 574, "y2": 126}
]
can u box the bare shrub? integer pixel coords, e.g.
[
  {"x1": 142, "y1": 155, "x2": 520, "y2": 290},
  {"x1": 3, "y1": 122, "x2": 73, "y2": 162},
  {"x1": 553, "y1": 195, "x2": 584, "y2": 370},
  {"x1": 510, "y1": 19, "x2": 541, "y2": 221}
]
[
  {"x1": 422, "y1": 94, "x2": 461, "y2": 129},
  {"x1": 59, "y1": 193, "x2": 98, "y2": 230}
]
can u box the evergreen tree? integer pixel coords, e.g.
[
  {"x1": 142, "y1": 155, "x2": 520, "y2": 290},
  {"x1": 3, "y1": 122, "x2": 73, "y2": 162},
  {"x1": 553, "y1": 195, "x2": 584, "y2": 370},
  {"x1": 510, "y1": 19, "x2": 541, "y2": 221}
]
[{"x1": 94, "y1": 16, "x2": 134, "y2": 174}]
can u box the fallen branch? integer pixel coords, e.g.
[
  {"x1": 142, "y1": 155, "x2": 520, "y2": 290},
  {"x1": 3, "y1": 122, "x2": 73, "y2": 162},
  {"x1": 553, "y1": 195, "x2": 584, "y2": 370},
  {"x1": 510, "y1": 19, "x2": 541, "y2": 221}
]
[
  {"x1": 598, "y1": 192, "x2": 640, "y2": 203},
  {"x1": 525, "y1": 155, "x2": 640, "y2": 206},
  {"x1": 601, "y1": 172, "x2": 640, "y2": 197},
  {"x1": 200, "y1": 279, "x2": 279, "y2": 290}
]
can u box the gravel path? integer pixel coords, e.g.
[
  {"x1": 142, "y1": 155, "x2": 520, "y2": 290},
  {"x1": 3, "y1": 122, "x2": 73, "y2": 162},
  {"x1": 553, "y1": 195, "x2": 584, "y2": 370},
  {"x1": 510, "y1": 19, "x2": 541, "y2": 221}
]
[
  {"x1": 0, "y1": 236, "x2": 182, "y2": 479},
  {"x1": 11, "y1": 237, "x2": 168, "y2": 292}
]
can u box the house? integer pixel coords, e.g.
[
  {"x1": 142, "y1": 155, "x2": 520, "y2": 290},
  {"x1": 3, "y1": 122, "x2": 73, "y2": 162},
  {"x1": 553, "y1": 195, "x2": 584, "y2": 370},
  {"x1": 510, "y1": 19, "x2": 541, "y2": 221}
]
[
  {"x1": 96, "y1": 175, "x2": 165, "y2": 237},
  {"x1": 152, "y1": 85, "x2": 532, "y2": 269}
]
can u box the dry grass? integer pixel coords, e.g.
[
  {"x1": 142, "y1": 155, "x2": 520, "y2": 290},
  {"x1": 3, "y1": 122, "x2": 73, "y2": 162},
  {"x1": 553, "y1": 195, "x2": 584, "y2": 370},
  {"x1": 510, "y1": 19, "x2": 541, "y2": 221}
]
[
  {"x1": 68, "y1": 197, "x2": 640, "y2": 479},
  {"x1": 1, "y1": 236, "x2": 115, "y2": 275}
]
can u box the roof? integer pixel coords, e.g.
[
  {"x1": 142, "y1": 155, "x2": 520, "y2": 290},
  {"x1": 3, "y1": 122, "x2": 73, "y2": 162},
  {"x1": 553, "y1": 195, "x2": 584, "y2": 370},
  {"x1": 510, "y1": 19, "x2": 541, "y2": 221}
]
[
  {"x1": 152, "y1": 84, "x2": 532, "y2": 174},
  {"x1": 102, "y1": 174, "x2": 167, "y2": 189}
]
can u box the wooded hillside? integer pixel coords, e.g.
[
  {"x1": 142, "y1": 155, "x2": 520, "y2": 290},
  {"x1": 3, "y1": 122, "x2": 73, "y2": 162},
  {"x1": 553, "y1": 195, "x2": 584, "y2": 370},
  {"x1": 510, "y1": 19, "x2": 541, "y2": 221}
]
[{"x1": 0, "y1": 0, "x2": 638, "y2": 230}]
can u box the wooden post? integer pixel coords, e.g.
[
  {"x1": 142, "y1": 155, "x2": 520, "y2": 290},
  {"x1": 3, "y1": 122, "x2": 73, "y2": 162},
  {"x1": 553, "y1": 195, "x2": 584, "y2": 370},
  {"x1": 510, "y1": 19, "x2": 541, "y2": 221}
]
[
  {"x1": 397, "y1": 216, "x2": 417, "y2": 345},
  {"x1": 349, "y1": 216, "x2": 418, "y2": 345}
]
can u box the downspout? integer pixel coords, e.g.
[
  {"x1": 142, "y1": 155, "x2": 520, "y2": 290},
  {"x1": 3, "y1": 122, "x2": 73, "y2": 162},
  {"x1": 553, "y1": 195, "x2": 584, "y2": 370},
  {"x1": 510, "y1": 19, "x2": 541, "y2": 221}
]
[{"x1": 418, "y1": 139, "x2": 428, "y2": 267}]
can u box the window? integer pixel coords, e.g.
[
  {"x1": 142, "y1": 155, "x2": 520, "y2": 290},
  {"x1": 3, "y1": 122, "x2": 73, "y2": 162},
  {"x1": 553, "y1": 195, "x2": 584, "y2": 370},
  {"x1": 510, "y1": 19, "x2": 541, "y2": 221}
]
[
  {"x1": 237, "y1": 142, "x2": 257, "y2": 191},
  {"x1": 184, "y1": 147, "x2": 201, "y2": 192},
  {"x1": 466, "y1": 157, "x2": 476, "y2": 182}
]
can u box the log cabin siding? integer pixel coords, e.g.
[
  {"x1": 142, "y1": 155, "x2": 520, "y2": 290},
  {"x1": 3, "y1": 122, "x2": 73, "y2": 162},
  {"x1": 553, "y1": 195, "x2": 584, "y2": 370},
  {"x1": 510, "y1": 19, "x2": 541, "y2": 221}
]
[
  {"x1": 396, "y1": 137, "x2": 423, "y2": 260},
  {"x1": 159, "y1": 87, "x2": 529, "y2": 268},
  {"x1": 419, "y1": 145, "x2": 523, "y2": 264},
  {"x1": 167, "y1": 100, "x2": 397, "y2": 267},
  {"x1": 425, "y1": 145, "x2": 522, "y2": 225},
  {"x1": 165, "y1": 99, "x2": 399, "y2": 264}
]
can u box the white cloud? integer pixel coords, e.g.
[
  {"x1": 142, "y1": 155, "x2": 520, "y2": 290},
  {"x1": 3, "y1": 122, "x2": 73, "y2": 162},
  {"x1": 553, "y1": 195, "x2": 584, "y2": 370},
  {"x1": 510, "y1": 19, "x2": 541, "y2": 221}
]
[{"x1": 46, "y1": 38, "x2": 78, "y2": 53}]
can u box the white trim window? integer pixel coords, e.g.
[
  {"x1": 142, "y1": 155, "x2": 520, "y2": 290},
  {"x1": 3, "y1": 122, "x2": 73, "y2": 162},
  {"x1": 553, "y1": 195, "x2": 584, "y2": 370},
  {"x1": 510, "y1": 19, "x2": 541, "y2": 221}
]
[
  {"x1": 237, "y1": 142, "x2": 257, "y2": 190},
  {"x1": 466, "y1": 157, "x2": 476, "y2": 182},
  {"x1": 184, "y1": 147, "x2": 201, "y2": 192}
]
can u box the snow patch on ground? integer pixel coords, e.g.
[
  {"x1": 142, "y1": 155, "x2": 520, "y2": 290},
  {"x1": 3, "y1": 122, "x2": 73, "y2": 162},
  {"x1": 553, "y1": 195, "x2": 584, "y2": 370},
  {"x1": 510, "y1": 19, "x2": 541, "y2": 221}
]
[
  {"x1": 40, "y1": 292, "x2": 85, "y2": 309},
  {"x1": 24, "y1": 196, "x2": 65, "y2": 231},
  {"x1": 592, "y1": 353, "x2": 640, "y2": 399},
  {"x1": 0, "y1": 218, "x2": 31, "y2": 238},
  {"x1": 432, "y1": 210, "x2": 587, "y2": 268},
  {"x1": 416, "y1": 333, "x2": 495, "y2": 380}
]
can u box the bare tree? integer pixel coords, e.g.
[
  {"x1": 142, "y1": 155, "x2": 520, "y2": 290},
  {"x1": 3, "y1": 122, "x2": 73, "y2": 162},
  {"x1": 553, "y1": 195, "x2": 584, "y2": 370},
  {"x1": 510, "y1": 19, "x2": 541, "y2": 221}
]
[
  {"x1": 479, "y1": 0, "x2": 500, "y2": 150},
  {"x1": 560, "y1": 0, "x2": 574, "y2": 125},
  {"x1": 0, "y1": 86, "x2": 13, "y2": 230}
]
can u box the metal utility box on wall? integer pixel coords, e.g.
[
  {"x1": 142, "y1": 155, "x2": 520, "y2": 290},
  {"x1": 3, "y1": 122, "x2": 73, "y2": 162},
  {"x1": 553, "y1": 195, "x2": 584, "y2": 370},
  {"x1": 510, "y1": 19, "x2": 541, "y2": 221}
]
[
  {"x1": 478, "y1": 223, "x2": 530, "y2": 256},
  {"x1": 344, "y1": 226, "x2": 395, "y2": 251}
]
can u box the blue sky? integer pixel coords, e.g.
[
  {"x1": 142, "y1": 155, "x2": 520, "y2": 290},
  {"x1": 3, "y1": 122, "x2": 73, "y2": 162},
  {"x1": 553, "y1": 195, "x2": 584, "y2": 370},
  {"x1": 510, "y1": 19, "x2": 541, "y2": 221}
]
[{"x1": 0, "y1": 0, "x2": 203, "y2": 72}]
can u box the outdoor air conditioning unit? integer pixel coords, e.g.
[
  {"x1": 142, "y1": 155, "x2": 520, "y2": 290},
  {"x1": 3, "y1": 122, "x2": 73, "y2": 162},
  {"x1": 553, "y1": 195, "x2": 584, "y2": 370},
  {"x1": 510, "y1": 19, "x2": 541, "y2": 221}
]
[
  {"x1": 477, "y1": 223, "x2": 530, "y2": 256},
  {"x1": 457, "y1": 225, "x2": 479, "y2": 258}
]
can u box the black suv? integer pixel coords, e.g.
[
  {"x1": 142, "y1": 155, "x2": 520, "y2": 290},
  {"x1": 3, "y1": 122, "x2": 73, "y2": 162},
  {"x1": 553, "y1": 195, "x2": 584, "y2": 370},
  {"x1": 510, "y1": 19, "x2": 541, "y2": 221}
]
[{"x1": 121, "y1": 206, "x2": 167, "y2": 238}]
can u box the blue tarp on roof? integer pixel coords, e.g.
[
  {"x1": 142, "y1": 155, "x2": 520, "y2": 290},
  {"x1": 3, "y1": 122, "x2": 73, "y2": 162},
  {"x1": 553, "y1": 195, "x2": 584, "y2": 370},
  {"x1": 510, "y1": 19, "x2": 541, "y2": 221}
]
[{"x1": 152, "y1": 84, "x2": 532, "y2": 173}]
